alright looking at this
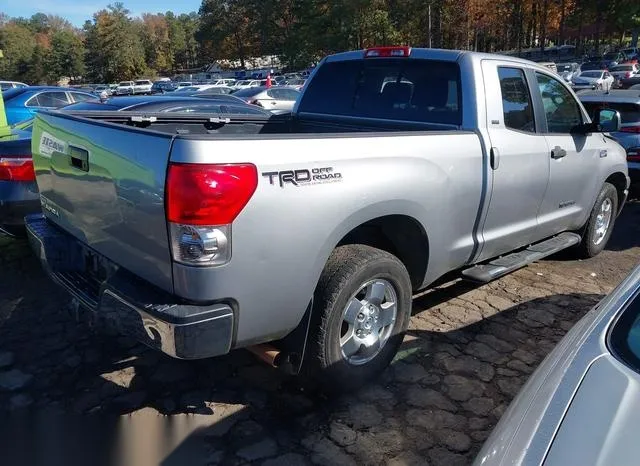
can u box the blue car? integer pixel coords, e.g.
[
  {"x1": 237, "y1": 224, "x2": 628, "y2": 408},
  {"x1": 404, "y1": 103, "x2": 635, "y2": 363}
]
[
  {"x1": 2, "y1": 86, "x2": 96, "y2": 125},
  {"x1": 0, "y1": 120, "x2": 38, "y2": 236}
]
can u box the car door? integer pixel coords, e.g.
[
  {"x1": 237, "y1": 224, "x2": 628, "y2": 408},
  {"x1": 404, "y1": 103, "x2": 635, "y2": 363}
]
[
  {"x1": 533, "y1": 71, "x2": 602, "y2": 238},
  {"x1": 476, "y1": 61, "x2": 551, "y2": 262}
]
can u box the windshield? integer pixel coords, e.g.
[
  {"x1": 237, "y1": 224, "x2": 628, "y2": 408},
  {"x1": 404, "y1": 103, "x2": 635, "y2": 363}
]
[
  {"x1": 299, "y1": 58, "x2": 462, "y2": 125},
  {"x1": 611, "y1": 66, "x2": 633, "y2": 71},
  {"x1": 119, "y1": 82, "x2": 131, "y2": 86},
  {"x1": 579, "y1": 71, "x2": 603, "y2": 78}
]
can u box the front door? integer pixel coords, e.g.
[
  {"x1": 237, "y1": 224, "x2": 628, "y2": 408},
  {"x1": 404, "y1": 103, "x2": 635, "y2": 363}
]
[
  {"x1": 477, "y1": 61, "x2": 550, "y2": 262},
  {"x1": 532, "y1": 71, "x2": 602, "y2": 238}
]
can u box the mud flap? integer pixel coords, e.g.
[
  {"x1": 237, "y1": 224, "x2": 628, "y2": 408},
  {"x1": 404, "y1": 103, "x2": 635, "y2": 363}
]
[{"x1": 275, "y1": 298, "x2": 313, "y2": 375}]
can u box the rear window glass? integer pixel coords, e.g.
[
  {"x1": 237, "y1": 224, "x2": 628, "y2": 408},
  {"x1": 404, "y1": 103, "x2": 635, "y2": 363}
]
[
  {"x1": 611, "y1": 66, "x2": 633, "y2": 71},
  {"x1": 580, "y1": 71, "x2": 603, "y2": 78},
  {"x1": 233, "y1": 87, "x2": 264, "y2": 97},
  {"x1": 298, "y1": 58, "x2": 462, "y2": 125},
  {"x1": 582, "y1": 102, "x2": 640, "y2": 124}
]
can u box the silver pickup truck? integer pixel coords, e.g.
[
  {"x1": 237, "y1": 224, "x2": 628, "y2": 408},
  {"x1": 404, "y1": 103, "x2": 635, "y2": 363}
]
[{"x1": 26, "y1": 47, "x2": 629, "y2": 391}]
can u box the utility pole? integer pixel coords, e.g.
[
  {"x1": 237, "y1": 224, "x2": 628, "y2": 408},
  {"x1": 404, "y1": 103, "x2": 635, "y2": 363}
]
[{"x1": 428, "y1": 4, "x2": 432, "y2": 48}]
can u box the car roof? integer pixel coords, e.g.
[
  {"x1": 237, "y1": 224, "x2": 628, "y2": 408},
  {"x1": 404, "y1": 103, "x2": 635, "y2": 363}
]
[{"x1": 577, "y1": 90, "x2": 640, "y2": 103}]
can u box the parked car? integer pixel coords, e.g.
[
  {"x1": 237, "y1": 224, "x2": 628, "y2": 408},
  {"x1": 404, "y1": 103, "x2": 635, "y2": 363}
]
[
  {"x1": 92, "y1": 85, "x2": 112, "y2": 97},
  {"x1": 556, "y1": 62, "x2": 580, "y2": 82},
  {"x1": 284, "y1": 78, "x2": 307, "y2": 90},
  {"x1": 133, "y1": 79, "x2": 153, "y2": 94},
  {"x1": 150, "y1": 81, "x2": 178, "y2": 94},
  {"x1": 579, "y1": 90, "x2": 640, "y2": 181},
  {"x1": 0, "y1": 119, "x2": 37, "y2": 236},
  {"x1": 0, "y1": 81, "x2": 28, "y2": 91},
  {"x1": 610, "y1": 64, "x2": 640, "y2": 87},
  {"x1": 2, "y1": 86, "x2": 95, "y2": 125},
  {"x1": 195, "y1": 86, "x2": 235, "y2": 96},
  {"x1": 618, "y1": 74, "x2": 640, "y2": 89},
  {"x1": 475, "y1": 263, "x2": 640, "y2": 466},
  {"x1": 210, "y1": 79, "x2": 236, "y2": 87},
  {"x1": 622, "y1": 47, "x2": 639, "y2": 60},
  {"x1": 232, "y1": 86, "x2": 301, "y2": 112},
  {"x1": 176, "y1": 82, "x2": 192, "y2": 89},
  {"x1": 115, "y1": 81, "x2": 134, "y2": 95},
  {"x1": 62, "y1": 95, "x2": 271, "y2": 116},
  {"x1": 603, "y1": 51, "x2": 626, "y2": 68},
  {"x1": 571, "y1": 70, "x2": 615, "y2": 91},
  {"x1": 538, "y1": 61, "x2": 558, "y2": 73},
  {"x1": 580, "y1": 60, "x2": 608, "y2": 71},
  {"x1": 25, "y1": 46, "x2": 628, "y2": 392},
  {"x1": 233, "y1": 79, "x2": 266, "y2": 89}
]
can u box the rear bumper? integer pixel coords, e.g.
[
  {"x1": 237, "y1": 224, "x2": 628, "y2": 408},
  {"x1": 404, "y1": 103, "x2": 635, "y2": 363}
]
[
  {"x1": 0, "y1": 181, "x2": 40, "y2": 236},
  {"x1": 25, "y1": 214, "x2": 234, "y2": 359}
]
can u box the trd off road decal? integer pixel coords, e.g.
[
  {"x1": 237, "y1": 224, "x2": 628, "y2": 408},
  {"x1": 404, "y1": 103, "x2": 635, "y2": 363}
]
[{"x1": 262, "y1": 167, "x2": 343, "y2": 188}]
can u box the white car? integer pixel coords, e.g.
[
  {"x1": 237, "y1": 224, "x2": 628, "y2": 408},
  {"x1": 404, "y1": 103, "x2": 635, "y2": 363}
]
[
  {"x1": 0, "y1": 81, "x2": 28, "y2": 91},
  {"x1": 115, "y1": 81, "x2": 135, "y2": 95},
  {"x1": 233, "y1": 79, "x2": 265, "y2": 89},
  {"x1": 571, "y1": 70, "x2": 615, "y2": 91},
  {"x1": 210, "y1": 79, "x2": 236, "y2": 87},
  {"x1": 133, "y1": 79, "x2": 153, "y2": 94}
]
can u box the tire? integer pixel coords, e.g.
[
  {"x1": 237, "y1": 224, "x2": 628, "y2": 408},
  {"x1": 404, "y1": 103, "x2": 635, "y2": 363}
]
[
  {"x1": 305, "y1": 244, "x2": 412, "y2": 392},
  {"x1": 576, "y1": 182, "x2": 618, "y2": 258}
]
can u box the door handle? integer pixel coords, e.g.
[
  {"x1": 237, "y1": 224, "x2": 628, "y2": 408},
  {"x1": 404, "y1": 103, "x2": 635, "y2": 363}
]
[
  {"x1": 551, "y1": 146, "x2": 567, "y2": 159},
  {"x1": 490, "y1": 147, "x2": 500, "y2": 170}
]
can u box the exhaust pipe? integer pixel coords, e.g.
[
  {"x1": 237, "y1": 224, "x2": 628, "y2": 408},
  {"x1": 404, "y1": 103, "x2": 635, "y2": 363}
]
[{"x1": 246, "y1": 344, "x2": 284, "y2": 368}]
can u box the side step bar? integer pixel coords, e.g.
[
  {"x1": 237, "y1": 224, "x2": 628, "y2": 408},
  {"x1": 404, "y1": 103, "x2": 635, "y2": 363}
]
[{"x1": 462, "y1": 232, "x2": 581, "y2": 283}]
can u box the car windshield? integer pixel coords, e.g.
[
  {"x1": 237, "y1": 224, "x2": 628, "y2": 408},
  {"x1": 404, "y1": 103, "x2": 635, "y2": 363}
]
[
  {"x1": 236, "y1": 81, "x2": 250, "y2": 85},
  {"x1": 611, "y1": 65, "x2": 633, "y2": 71},
  {"x1": 557, "y1": 64, "x2": 575, "y2": 72},
  {"x1": 580, "y1": 71, "x2": 603, "y2": 78},
  {"x1": 119, "y1": 82, "x2": 131, "y2": 86},
  {"x1": 175, "y1": 86, "x2": 200, "y2": 92}
]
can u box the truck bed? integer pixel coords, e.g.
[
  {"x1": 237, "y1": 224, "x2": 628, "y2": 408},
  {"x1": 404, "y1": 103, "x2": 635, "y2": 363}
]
[{"x1": 52, "y1": 109, "x2": 461, "y2": 137}]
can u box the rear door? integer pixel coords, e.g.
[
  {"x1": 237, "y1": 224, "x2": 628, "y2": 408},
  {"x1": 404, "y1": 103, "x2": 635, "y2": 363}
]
[
  {"x1": 477, "y1": 61, "x2": 550, "y2": 261},
  {"x1": 31, "y1": 112, "x2": 175, "y2": 292},
  {"x1": 532, "y1": 71, "x2": 602, "y2": 238}
]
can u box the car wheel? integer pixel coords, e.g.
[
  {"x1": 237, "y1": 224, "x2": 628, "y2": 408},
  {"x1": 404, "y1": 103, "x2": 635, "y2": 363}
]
[
  {"x1": 305, "y1": 244, "x2": 412, "y2": 393},
  {"x1": 576, "y1": 182, "x2": 618, "y2": 258}
]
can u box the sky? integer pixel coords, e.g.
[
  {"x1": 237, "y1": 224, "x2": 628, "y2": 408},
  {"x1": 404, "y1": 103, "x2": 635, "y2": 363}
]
[{"x1": 3, "y1": 0, "x2": 202, "y2": 27}]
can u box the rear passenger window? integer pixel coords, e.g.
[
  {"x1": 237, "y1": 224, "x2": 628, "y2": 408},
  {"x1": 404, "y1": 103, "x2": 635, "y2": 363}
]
[
  {"x1": 299, "y1": 59, "x2": 462, "y2": 125},
  {"x1": 497, "y1": 67, "x2": 535, "y2": 132}
]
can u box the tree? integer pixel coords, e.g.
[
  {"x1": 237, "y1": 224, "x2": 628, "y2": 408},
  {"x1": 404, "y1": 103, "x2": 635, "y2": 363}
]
[
  {"x1": 0, "y1": 23, "x2": 37, "y2": 82},
  {"x1": 46, "y1": 30, "x2": 85, "y2": 82}
]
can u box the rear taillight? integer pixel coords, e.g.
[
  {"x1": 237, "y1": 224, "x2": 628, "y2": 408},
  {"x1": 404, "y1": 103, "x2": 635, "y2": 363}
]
[
  {"x1": 0, "y1": 156, "x2": 35, "y2": 182},
  {"x1": 166, "y1": 162, "x2": 257, "y2": 266},
  {"x1": 620, "y1": 126, "x2": 640, "y2": 133}
]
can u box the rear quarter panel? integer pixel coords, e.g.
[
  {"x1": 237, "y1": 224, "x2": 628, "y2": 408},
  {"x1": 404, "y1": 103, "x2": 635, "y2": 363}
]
[{"x1": 170, "y1": 132, "x2": 485, "y2": 346}]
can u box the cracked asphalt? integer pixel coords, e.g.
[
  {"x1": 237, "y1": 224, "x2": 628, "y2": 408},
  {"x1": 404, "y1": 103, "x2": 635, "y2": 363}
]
[{"x1": 0, "y1": 199, "x2": 638, "y2": 466}]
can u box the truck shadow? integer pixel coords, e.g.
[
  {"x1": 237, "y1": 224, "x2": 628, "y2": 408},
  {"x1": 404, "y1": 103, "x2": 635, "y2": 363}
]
[{"x1": 0, "y1": 232, "x2": 605, "y2": 464}]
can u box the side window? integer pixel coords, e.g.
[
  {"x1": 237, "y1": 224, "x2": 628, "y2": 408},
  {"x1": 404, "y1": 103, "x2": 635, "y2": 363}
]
[
  {"x1": 280, "y1": 89, "x2": 299, "y2": 101},
  {"x1": 266, "y1": 89, "x2": 280, "y2": 99},
  {"x1": 497, "y1": 67, "x2": 535, "y2": 132},
  {"x1": 609, "y1": 293, "x2": 640, "y2": 375},
  {"x1": 70, "y1": 92, "x2": 93, "y2": 103},
  {"x1": 535, "y1": 72, "x2": 583, "y2": 133},
  {"x1": 29, "y1": 92, "x2": 70, "y2": 108}
]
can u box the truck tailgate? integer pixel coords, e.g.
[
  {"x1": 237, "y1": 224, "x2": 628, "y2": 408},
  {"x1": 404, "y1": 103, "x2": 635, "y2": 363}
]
[{"x1": 31, "y1": 111, "x2": 175, "y2": 292}]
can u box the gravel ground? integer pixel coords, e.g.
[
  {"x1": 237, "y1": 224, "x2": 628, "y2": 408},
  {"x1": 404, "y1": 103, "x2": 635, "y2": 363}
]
[{"x1": 0, "y1": 199, "x2": 638, "y2": 466}]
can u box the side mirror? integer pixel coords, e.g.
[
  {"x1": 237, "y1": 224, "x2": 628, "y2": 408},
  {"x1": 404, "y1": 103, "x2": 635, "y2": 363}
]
[{"x1": 595, "y1": 108, "x2": 621, "y2": 132}]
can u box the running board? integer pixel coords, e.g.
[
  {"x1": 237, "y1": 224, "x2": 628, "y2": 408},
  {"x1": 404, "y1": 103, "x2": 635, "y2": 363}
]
[{"x1": 462, "y1": 232, "x2": 581, "y2": 283}]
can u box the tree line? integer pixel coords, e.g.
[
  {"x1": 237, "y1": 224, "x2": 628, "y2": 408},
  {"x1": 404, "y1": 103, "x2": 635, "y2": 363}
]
[{"x1": 1, "y1": 0, "x2": 639, "y2": 85}]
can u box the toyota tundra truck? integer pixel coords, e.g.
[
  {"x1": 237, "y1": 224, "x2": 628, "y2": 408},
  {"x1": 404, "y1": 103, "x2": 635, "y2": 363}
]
[{"x1": 26, "y1": 47, "x2": 629, "y2": 391}]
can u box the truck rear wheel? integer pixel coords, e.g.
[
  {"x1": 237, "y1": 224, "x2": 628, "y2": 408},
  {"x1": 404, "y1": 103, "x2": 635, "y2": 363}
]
[
  {"x1": 576, "y1": 182, "x2": 618, "y2": 258},
  {"x1": 306, "y1": 245, "x2": 412, "y2": 392}
]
